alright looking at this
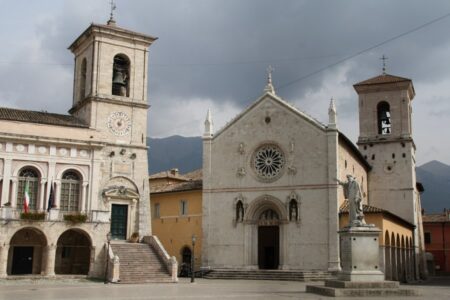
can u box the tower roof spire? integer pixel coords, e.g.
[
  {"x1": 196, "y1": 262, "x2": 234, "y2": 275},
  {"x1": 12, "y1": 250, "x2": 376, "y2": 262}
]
[
  {"x1": 263, "y1": 65, "x2": 276, "y2": 95},
  {"x1": 204, "y1": 108, "x2": 214, "y2": 138},
  {"x1": 107, "y1": 0, "x2": 117, "y2": 26}
]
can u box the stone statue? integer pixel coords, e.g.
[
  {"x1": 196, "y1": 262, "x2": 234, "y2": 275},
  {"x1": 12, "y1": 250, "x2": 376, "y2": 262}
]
[
  {"x1": 336, "y1": 175, "x2": 366, "y2": 226},
  {"x1": 289, "y1": 200, "x2": 298, "y2": 221}
]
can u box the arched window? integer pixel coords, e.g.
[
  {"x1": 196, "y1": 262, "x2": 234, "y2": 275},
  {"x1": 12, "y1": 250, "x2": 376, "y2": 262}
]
[
  {"x1": 17, "y1": 168, "x2": 39, "y2": 210},
  {"x1": 79, "y1": 58, "x2": 87, "y2": 101},
  {"x1": 60, "y1": 171, "x2": 81, "y2": 212},
  {"x1": 112, "y1": 54, "x2": 130, "y2": 97},
  {"x1": 377, "y1": 101, "x2": 391, "y2": 135}
]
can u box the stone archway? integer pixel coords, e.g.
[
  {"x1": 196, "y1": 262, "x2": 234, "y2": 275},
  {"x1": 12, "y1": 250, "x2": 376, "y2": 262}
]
[
  {"x1": 244, "y1": 195, "x2": 288, "y2": 269},
  {"x1": 55, "y1": 229, "x2": 91, "y2": 275},
  {"x1": 9, "y1": 227, "x2": 47, "y2": 275}
]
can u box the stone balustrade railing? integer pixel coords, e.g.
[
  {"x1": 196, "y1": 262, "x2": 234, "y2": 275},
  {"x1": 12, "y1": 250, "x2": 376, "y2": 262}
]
[{"x1": 142, "y1": 235, "x2": 178, "y2": 282}]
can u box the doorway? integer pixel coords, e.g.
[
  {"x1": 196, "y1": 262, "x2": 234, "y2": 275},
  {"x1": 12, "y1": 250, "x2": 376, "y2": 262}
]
[
  {"x1": 11, "y1": 247, "x2": 34, "y2": 275},
  {"x1": 258, "y1": 226, "x2": 279, "y2": 269},
  {"x1": 111, "y1": 204, "x2": 128, "y2": 240}
]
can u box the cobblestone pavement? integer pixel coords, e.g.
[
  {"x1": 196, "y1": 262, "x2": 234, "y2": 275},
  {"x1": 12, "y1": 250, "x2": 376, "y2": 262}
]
[{"x1": 0, "y1": 277, "x2": 449, "y2": 299}]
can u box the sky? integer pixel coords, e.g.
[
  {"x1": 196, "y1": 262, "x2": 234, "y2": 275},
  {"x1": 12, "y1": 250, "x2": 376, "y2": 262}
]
[{"x1": 0, "y1": 0, "x2": 450, "y2": 166}]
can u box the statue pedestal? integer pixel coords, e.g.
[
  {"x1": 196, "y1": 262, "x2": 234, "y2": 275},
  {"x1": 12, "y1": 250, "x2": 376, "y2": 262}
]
[
  {"x1": 338, "y1": 226, "x2": 384, "y2": 282},
  {"x1": 306, "y1": 225, "x2": 419, "y2": 297}
]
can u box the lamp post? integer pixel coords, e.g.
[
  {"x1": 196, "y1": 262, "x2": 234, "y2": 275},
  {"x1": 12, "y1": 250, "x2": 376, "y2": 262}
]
[
  {"x1": 104, "y1": 232, "x2": 112, "y2": 284},
  {"x1": 191, "y1": 234, "x2": 196, "y2": 283}
]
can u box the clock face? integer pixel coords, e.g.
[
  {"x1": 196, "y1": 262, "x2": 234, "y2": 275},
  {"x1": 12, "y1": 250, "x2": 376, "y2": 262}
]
[{"x1": 108, "y1": 112, "x2": 131, "y2": 136}]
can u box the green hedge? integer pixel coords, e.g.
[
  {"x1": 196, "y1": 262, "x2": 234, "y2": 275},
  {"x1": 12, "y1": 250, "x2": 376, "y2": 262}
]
[{"x1": 20, "y1": 212, "x2": 46, "y2": 221}]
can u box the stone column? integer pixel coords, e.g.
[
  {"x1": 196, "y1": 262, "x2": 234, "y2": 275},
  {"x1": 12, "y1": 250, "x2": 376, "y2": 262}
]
[
  {"x1": 54, "y1": 181, "x2": 61, "y2": 209},
  {"x1": 10, "y1": 178, "x2": 18, "y2": 208},
  {"x1": 38, "y1": 179, "x2": 47, "y2": 211},
  {"x1": 45, "y1": 245, "x2": 56, "y2": 276},
  {"x1": 0, "y1": 244, "x2": 10, "y2": 277},
  {"x1": 1, "y1": 159, "x2": 12, "y2": 206},
  {"x1": 81, "y1": 182, "x2": 88, "y2": 212}
]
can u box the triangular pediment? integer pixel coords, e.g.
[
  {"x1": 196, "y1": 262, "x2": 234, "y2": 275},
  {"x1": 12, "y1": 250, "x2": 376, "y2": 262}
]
[{"x1": 213, "y1": 92, "x2": 326, "y2": 139}]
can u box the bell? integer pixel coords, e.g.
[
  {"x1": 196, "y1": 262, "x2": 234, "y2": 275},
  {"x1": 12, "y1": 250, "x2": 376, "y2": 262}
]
[
  {"x1": 112, "y1": 70, "x2": 126, "y2": 86},
  {"x1": 380, "y1": 111, "x2": 391, "y2": 125}
]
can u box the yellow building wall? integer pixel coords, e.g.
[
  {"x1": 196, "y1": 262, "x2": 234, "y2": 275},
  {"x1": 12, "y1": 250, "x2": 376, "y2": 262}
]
[
  {"x1": 151, "y1": 189, "x2": 202, "y2": 271},
  {"x1": 339, "y1": 213, "x2": 413, "y2": 246},
  {"x1": 338, "y1": 140, "x2": 369, "y2": 207}
]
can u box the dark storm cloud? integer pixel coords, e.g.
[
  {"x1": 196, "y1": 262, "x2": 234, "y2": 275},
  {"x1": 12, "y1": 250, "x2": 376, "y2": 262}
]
[{"x1": 1, "y1": 0, "x2": 450, "y2": 164}]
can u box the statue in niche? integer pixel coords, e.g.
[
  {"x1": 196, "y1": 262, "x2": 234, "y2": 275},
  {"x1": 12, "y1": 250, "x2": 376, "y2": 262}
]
[
  {"x1": 236, "y1": 200, "x2": 244, "y2": 222},
  {"x1": 289, "y1": 199, "x2": 298, "y2": 221},
  {"x1": 336, "y1": 175, "x2": 366, "y2": 226}
]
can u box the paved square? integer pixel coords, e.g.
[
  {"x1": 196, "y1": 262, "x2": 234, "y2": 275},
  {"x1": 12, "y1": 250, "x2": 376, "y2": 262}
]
[{"x1": 0, "y1": 277, "x2": 449, "y2": 299}]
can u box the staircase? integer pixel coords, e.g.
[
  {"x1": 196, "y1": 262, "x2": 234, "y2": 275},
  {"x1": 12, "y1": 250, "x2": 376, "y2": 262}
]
[
  {"x1": 203, "y1": 269, "x2": 335, "y2": 282},
  {"x1": 110, "y1": 243, "x2": 173, "y2": 283}
]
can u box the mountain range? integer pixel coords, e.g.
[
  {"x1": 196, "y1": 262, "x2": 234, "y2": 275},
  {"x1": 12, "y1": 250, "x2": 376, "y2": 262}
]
[{"x1": 147, "y1": 136, "x2": 450, "y2": 213}]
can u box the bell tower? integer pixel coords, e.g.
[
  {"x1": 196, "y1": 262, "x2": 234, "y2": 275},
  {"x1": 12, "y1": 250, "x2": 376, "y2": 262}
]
[
  {"x1": 354, "y1": 73, "x2": 425, "y2": 276},
  {"x1": 67, "y1": 18, "x2": 157, "y2": 237},
  {"x1": 354, "y1": 73, "x2": 417, "y2": 222},
  {"x1": 68, "y1": 19, "x2": 157, "y2": 144}
]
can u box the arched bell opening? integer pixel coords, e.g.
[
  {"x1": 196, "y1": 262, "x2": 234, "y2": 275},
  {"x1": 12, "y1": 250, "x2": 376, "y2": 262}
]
[
  {"x1": 112, "y1": 54, "x2": 130, "y2": 97},
  {"x1": 55, "y1": 229, "x2": 91, "y2": 275},
  {"x1": 9, "y1": 227, "x2": 47, "y2": 275}
]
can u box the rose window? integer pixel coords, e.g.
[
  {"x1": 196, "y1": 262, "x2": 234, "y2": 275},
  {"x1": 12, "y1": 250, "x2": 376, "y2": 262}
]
[{"x1": 252, "y1": 144, "x2": 285, "y2": 181}]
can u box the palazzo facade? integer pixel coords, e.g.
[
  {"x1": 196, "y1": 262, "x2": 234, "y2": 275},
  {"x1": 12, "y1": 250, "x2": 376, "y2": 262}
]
[{"x1": 0, "y1": 19, "x2": 156, "y2": 278}]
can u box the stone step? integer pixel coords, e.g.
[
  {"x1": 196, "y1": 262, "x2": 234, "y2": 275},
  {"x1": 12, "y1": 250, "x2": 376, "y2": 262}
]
[
  {"x1": 110, "y1": 242, "x2": 171, "y2": 284},
  {"x1": 203, "y1": 269, "x2": 334, "y2": 282}
]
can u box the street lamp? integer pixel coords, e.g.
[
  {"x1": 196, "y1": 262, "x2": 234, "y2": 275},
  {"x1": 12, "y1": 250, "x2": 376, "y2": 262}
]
[
  {"x1": 191, "y1": 234, "x2": 196, "y2": 283},
  {"x1": 104, "y1": 232, "x2": 112, "y2": 284}
]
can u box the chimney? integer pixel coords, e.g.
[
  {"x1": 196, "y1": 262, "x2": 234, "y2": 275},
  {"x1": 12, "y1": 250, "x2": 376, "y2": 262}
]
[{"x1": 170, "y1": 168, "x2": 179, "y2": 176}]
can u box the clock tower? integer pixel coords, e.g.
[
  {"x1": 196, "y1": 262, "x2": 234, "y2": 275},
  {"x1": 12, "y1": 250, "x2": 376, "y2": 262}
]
[{"x1": 68, "y1": 19, "x2": 157, "y2": 237}]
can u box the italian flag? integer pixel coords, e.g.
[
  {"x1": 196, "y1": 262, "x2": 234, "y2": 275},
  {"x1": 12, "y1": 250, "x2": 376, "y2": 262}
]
[{"x1": 23, "y1": 181, "x2": 30, "y2": 213}]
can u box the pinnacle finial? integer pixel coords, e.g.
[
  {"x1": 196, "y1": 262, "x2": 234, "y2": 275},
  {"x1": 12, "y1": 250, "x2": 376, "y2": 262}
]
[
  {"x1": 204, "y1": 108, "x2": 214, "y2": 137},
  {"x1": 380, "y1": 54, "x2": 388, "y2": 75},
  {"x1": 263, "y1": 65, "x2": 275, "y2": 94},
  {"x1": 107, "y1": 0, "x2": 117, "y2": 26},
  {"x1": 328, "y1": 97, "x2": 337, "y2": 129}
]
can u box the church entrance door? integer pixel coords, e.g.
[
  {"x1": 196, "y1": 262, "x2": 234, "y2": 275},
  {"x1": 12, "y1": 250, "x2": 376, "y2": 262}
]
[
  {"x1": 258, "y1": 226, "x2": 279, "y2": 269},
  {"x1": 111, "y1": 204, "x2": 128, "y2": 240}
]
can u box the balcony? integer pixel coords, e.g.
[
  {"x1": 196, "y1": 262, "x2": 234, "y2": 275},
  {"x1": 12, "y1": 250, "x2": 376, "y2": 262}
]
[{"x1": 0, "y1": 207, "x2": 110, "y2": 223}]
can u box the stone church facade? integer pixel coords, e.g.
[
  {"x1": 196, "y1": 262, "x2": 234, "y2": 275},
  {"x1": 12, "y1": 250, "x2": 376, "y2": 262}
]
[
  {"x1": 0, "y1": 19, "x2": 157, "y2": 278},
  {"x1": 202, "y1": 74, "x2": 425, "y2": 278}
]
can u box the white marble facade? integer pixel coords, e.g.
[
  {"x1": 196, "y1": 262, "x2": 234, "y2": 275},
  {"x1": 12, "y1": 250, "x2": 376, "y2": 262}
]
[{"x1": 202, "y1": 75, "x2": 424, "y2": 275}]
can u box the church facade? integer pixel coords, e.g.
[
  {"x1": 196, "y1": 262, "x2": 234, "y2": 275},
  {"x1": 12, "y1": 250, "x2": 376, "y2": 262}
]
[
  {"x1": 202, "y1": 73, "x2": 426, "y2": 279},
  {"x1": 0, "y1": 19, "x2": 156, "y2": 278}
]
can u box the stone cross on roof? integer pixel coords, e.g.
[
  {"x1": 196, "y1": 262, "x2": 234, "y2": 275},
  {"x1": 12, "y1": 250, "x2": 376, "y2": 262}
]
[
  {"x1": 107, "y1": 0, "x2": 117, "y2": 26},
  {"x1": 380, "y1": 54, "x2": 388, "y2": 75}
]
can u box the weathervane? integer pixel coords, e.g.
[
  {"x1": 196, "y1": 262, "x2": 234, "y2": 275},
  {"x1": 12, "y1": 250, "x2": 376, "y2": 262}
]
[
  {"x1": 108, "y1": 0, "x2": 117, "y2": 24},
  {"x1": 380, "y1": 55, "x2": 388, "y2": 75}
]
